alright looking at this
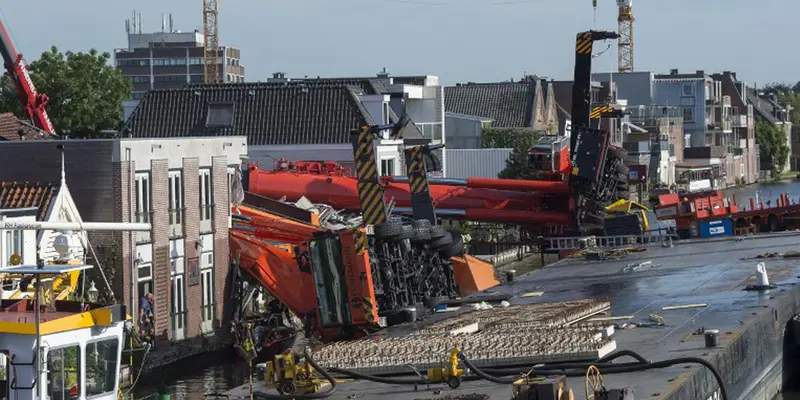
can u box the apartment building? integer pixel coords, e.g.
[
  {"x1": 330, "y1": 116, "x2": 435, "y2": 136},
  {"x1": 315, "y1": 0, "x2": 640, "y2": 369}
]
[
  {"x1": 0, "y1": 137, "x2": 248, "y2": 366},
  {"x1": 115, "y1": 29, "x2": 245, "y2": 102}
]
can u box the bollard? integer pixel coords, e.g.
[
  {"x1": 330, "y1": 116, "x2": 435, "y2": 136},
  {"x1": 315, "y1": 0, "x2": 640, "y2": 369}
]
[
  {"x1": 506, "y1": 270, "x2": 516, "y2": 284},
  {"x1": 704, "y1": 329, "x2": 719, "y2": 348}
]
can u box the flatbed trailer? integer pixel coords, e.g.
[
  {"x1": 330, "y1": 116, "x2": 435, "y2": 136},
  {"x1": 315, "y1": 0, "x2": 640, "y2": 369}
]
[{"x1": 228, "y1": 231, "x2": 800, "y2": 400}]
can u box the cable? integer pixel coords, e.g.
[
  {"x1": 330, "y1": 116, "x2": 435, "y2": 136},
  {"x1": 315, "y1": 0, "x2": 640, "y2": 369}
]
[
  {"x1": 253, "y1": 348, "x2": 337, "y2": 400},
  {"x1": 460, "y1": 352, "x2": 728, "y2": 400},
  {"x1": 119, "y1": 343, "x2": 152, "y2": 398}
]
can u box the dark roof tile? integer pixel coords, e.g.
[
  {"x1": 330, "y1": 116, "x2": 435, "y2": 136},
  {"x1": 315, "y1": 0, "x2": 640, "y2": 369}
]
[
  {"x1": 126, "y1": 84, "x2": 374, "y2": 145},
  {"x1": 0, "y1": 113, "x2": 58, "y2": 141},
  {"x1": 444, "y1": 83, "x2": 537, "y2": 127},
  {"x1": 0, "y1": 181, "x2": 59, "y2": 220}
]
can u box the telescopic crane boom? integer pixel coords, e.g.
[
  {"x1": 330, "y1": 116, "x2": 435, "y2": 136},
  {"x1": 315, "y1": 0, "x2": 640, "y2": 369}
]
[{"x1": 0, "y1": 16, "x2": 56, "y2": 134}]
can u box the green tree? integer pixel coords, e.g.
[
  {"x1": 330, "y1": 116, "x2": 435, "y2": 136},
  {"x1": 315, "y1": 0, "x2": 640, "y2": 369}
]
[
  {"x1": 0, "y1": 47, "x2": 131, "y2": 138},
  {"x1": 755, "y1": 117, "x2": 790, "y2": 178},
  {"x1": 481, "y1": 127, "x2": 543, "y2": 179}
]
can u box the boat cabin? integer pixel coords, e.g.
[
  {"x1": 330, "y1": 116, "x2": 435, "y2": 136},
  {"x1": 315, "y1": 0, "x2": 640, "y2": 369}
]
[{"x1": 0, "y1": 264, "x2": 126, "y2": 400}]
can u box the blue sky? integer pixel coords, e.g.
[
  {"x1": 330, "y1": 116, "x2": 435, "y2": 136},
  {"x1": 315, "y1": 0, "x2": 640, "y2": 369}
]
[{"x1": 2, "y1": 0, "x2": 796, "y2": 86}]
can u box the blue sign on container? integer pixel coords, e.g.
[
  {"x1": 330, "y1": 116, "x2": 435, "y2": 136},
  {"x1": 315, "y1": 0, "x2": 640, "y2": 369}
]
[{"x1": 699, "y1": 219, "x2": 733, "y2": 238}]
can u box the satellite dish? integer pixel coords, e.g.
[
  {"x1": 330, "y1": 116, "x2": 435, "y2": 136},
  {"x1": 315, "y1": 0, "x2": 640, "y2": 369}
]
[{"x1": 9, "y1": 254, "x2": 21, "y2": 266}]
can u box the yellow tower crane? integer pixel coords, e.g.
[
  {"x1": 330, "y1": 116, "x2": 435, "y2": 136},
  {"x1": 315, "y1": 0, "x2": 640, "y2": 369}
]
[
  {"x1": 203, "y1": 0, "x2": 221, "y2": 83},
  {"x1": 591, "y1": 0, "x2": 634, "y2": 73},
  {"x1": 616, "y1": 0, "x2": 634, "y2": 73}
]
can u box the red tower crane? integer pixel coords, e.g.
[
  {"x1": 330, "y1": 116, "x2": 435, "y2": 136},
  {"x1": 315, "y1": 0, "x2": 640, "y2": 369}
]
[{"x1": 0, "y1": 16, "x2": 56, "y2": 134}]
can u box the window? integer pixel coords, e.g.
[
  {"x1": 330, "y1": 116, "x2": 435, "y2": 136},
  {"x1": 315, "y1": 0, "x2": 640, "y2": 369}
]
[
  {"x1": 201, "y1": 250, "x2": 215, "y2": 333},
  {"x1": 380, "y1": 158, "x2": 395, "y2": 177},
  {"x1": 132, "y1": 92, "x2": 146, "y2": 100},
  {"x1": 152, "y1": 58, "x2": 187, "y2": 67},
  {"x1": 135, "y1": 173, "x2": 151, "y2": 223},
  {"x1": 190, "y1": 74, "x2": 204, "y2": 83},
  {"x1": 153, "y1": 75, "x2": 188, "y2": 83},
  {"x1": 85, "y1": 338, "x2": 119, "y2": 396},
  {"x1": 129, "y1": 76, "x2": 150, "y2": 83},
  {"x1": 682, "y1": 83, "x2": 694, "y2": 97},
  {"x1": 205, "y1": 102, "x2": 235, "y2": 128},
  {"x1": 5, "y1": 231, "x2": 22, "y2": 264},
  {"x1": 168, "y1": 170, "x2": 184, "y2": 225},
  {"x1": 227, "y1": 167, "x2": 236, "y2": 205},
  {"x1": 171, "y1": 256, "x2": 186, "y2": 341},
  {"x1": 46, "y1": 345, "x2": 80, "y2": 400},
  {"x1": 199, "y1": 168, "x2": 213, "y2": 222},
  {"x1": 382, "y1": 102, "x2": 390, "y2": 124},
  {"x1": 137, "y1": 263, "x2": 153, "y2": 300},
  {"x1": 682, "y1": 107, "x2": 694, "y2": 123},
  {"x1": 117, "y1": 59, "x2": 149, "y2": 67},
  {"x1": 189, "y1": 57, "x2": 204, "y2": 65}
]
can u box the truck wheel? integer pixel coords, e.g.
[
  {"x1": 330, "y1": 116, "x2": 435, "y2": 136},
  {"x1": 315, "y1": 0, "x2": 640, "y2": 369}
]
[
  {"x1": 441, "y1": 231, "x2": 465, "y2": 258},
  {"x1": 429, "y1": 225, "x2": 447, "y2": 239},
  {"x1": 432, "y1": 232, "x2": 453, "y2": 250},
  {"x1": 375, "y1": 222, "x2": 403, "y2": 240},
  {"x1": 412, "y1": 219, "x2": 432, "y2": 231},
  {"x1": 411, "y1": 227, "x2": 431, "y2": 243}
]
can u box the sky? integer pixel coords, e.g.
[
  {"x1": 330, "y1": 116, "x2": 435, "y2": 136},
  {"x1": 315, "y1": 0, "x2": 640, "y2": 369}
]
[{"x1": 1, "y1": 0, "x2": 798, "y2": 86}]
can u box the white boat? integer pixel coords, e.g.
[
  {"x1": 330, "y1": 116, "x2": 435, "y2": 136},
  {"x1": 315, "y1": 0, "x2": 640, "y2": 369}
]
[{"x1": 0, "y1": 263, "x2": 128, "y2": 400}]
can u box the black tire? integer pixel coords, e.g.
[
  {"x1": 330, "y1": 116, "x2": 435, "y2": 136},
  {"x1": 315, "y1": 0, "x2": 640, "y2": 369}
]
[
  {"x1": 375, "y1": 222, "x2": 403, "y2": 240},
  {"x1": 412, "y1": 219, "x2": 432, "y2": 231},
  {"x1": 399, "y1": 225, "x2": 414, "y2": 240},
  {"x1": 411, "y1": 227, "x2": 431, "y2": 243},
  {"x1": 431, "y1": 232, "x2": 453, "y2": 250},
  {"x1": 278, "y1": 379, "x2": 296, "y2": 395},
  {"x1": 447, "y1": 376, "x2": 462, "y2": 389},
  {"x1": 441, "y1": 231, "x2": 465, "y2": 258},
  {"x1": 429, "y1": 225, "x2": 447, "y2": 239}
]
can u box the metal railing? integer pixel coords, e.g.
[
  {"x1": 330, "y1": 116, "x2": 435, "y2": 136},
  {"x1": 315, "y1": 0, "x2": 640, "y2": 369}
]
[
  {"x1": 169, "y1": 208, "x2": 185, "y2": 238},
  {"x1": 135, "y1": 211, "x2": 153, "y2": 243},
  {"x1": 544, "y1": 233, "x2": 678, "y2": 251}
]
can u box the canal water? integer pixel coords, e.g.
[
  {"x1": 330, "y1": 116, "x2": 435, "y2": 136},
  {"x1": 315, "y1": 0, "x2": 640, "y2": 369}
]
[{"x1": 128, "y1": 179, "x2": 800, "y2": 399}]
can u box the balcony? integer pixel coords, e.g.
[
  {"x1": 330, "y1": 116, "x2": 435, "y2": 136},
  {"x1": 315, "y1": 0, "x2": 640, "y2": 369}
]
[{"x1": 732, "y1": 115, "x2": 747, "y2": 128}]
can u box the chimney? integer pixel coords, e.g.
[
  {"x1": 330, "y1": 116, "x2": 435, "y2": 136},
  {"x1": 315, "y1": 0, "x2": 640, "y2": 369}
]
[
  {"x1": 268, "y1": 72, "x2": 288, "y2": 83},
  {"x1": 670, "y1": 69, "x2": 678, "y2": 75},
  {"x1": 376, "y1": 67, "x2": 390, "y2": 79},
  {"x1": 696, "y1": 70, "x2": 705, "y2": 76}
]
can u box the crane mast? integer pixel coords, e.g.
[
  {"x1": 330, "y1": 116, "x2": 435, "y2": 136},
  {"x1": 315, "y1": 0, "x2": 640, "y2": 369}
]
[
  {"x1": 203, "y1": 0, "x2": 221, "y2": 84},
  {"x1": 0, "y1": 17, "x2": 56, "y2": 134},
  {"x1": 617, "y1": 0, "x2": 634, "y2": 73}
]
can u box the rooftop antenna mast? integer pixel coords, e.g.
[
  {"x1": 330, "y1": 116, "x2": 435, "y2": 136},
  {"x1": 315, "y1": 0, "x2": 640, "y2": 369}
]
[{"x1": 203, "y1": 0, "x2": 221, "y2": 84}]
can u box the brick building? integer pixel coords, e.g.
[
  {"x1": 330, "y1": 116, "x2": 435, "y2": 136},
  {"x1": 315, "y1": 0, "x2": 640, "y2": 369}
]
[{"x1": 0, "y1": 137, "x2": 248, "y2": 364}]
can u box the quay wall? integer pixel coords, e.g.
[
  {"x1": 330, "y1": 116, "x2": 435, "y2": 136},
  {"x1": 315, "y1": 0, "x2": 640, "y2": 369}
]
[{"x1": 665, "y1": 284, "x2": 800, "y2": 399}]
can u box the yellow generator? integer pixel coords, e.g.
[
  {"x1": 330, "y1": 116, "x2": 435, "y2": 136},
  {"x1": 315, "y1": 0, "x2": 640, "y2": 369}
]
[{"x1": 263, "y1": 350, "x2": 328, "y2": 395}]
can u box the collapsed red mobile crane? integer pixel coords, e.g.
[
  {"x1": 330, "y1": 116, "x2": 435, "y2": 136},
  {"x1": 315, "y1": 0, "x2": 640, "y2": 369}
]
[
  {"x1": 0, "y1": 15, "x2": 56, "y2": 134},
  {"x1": 229, "y1": 30, "x2": 631, "y2": 351}
]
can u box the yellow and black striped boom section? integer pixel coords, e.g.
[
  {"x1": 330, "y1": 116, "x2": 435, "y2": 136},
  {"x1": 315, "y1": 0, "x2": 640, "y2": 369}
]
[
  {"x1": 350, "y1": 125, "x2": 388, "y2": 226},
  {"x1": 403, "y1": 144, "x2": 439, "y2": 224},
  {"x1": 589, "y1": 105, "x2": 626, "y2": 128},
  {"x1": 570, "y1": 30, "x2": 619, "y2": 154}
]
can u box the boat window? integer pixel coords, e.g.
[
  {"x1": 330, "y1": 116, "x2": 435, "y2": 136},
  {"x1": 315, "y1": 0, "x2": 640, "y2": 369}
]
[
  {"x1": 46, "y1": 345, "x2": 80, "y2": 400},
  {"x1": 85, "y1": 338, "x2": 119, "y2": 396}
]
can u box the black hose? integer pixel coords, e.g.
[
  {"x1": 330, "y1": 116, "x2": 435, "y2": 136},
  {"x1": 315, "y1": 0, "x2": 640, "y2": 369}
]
[
  {"x1": 328, "y1": 367, "x2": 430, "y2": 385},
  {"x1": 460, "y1": 352, "x2": 728, "y2": 400},
  {"x1": 252, "y1": 348, "x2": 337, "y2": 400}
]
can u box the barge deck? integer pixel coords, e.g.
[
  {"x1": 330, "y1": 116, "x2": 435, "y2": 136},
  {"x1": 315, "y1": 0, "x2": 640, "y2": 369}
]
[{"x1": 228, "y1": 232, "x2": 800, "y2": 399}]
